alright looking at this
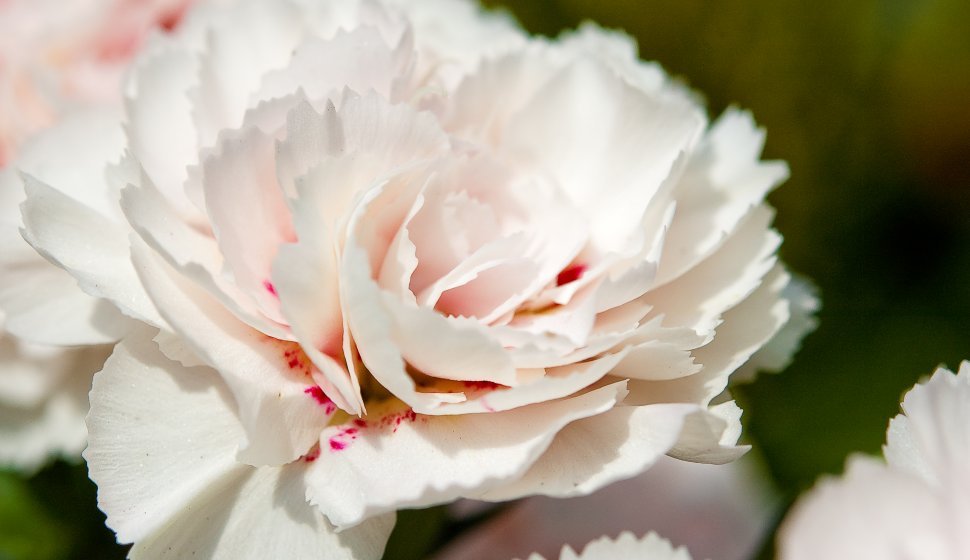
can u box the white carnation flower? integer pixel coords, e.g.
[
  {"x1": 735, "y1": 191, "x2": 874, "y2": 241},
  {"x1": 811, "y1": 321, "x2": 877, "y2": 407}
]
[
  {"x1": 17, "y1": 0, "x2": 813, "y2": 556},
  {"x1": 525, "y1": 531, "x2": 693, "y2": 560},
  {"x1": 780, "y1": 361, "x2": 970, "y2": 560}
]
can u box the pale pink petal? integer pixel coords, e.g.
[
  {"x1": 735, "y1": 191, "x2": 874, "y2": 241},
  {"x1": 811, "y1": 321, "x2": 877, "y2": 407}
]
[
  {"x1": 341, "y1": 244, "x2": 466, "y2": 413},
  {"x1": 502, "y1": 56, "x2": 704, "y2": 251},
  {"x1": 202, "y1": 125, "x2": 293, "y2": 324},
  {"x1": 305, "y1": 381, "x2": 628, "y2": 529},
  {"x1": 433, "y1": 349, "x2": 628, "y2": 416},
  {"x1": 273, "y1": 238, "x2": 362, "y2": 415},
  {"x1": 382, "y1": 297, "x2": 517, "y2": 386},
  {"x1": 122, "y1": 180, "x2": 293, "y2": 340},
  {"x1": 0, "y1": 235, "x2": 130, "y2": 344},
  {"x1": 666, "y1": 401, "x2": 749, "y2": 465}
]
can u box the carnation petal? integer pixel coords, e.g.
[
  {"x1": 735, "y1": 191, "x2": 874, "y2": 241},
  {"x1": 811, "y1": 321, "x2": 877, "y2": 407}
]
[
  {"x1": 85, "y1": 326, "x2": 245, "y2": 543},
  {"x1": 202, "y1": 125, "x2": 293, "y2": 325},
  {"x1": 479, "y1": 402, "x2": 698, "y2": 502},
  {"x1": 20, "y1": 178, "x2": 164, "y2": 327},
  {"x1": 306, "y1": 381, "x2": 628, "y2": 529},
  {"x1": 122, "y1": 180, "x2": 293, "y2": 340},
  {"x1": 131, "y1": 239, "x2": 331, "y2": 466},
  {"x1": 125, "y1": 47, "x2": 201, "y2": 220},
  {"x1": 129, "y1": 466, "x2": 395, "y2": 560},
  {"x1": 655, "y1": 109, "x2": 788, "y2": 286},
  {"x1": 0, "y1": 237, "x2": 129, "y2": 344},
  {"x1": 504, "y1": 55, "x2": 704, "y2": 252}
]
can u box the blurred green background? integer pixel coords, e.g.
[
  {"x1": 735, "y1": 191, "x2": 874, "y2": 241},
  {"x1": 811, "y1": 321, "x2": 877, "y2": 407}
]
[{"x1": 2, "y1": 1, "x2": 968, "y2": 558}]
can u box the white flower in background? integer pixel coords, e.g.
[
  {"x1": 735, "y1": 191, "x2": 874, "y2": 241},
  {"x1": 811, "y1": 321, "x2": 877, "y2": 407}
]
[
  {"x1": 525, "y1": 531, "x2": 693, "y2": 560},
  {"x1": 436, "y1": 455, "x2": 777, "y2": 560},
  {"x1": 0, "y1": 0, "x2": 198, "y2": 469},
  {"x1": 0, "y1": 0, "x2": 195, "y2": 166},
  {"x1": 17, "y1": 0, "x2": 814, "y2": 555},
  {"x1": 0, "y1": 112, "x2": 135, "y2": 470},
  {"x1": 780, "y1": 361, "x2": 970, "y2": 560}
]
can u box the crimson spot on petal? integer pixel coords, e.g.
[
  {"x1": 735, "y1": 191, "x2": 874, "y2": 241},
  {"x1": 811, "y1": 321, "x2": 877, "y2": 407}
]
[{"x1": 556, "y1": 264, "x2": 587, "y2": 286}]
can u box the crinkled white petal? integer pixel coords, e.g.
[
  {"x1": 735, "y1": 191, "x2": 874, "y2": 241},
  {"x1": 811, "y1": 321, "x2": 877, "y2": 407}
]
[
  {"x1": 85, "y1": 326, "x2": 394, "y2": 559},
  {"x1": 131, "y1": 239, "x2": 331, "y2": 466}
]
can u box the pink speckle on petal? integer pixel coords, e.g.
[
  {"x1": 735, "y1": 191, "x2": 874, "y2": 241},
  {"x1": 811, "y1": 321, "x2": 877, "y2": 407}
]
[
  {"x1": 304, "y1": 386, "x2": 336, "y2": 414},
  {"x1": 263, "y1": 280, "x2": 279, "y2": 298},
  {"x1": 329, "y1": 439, "x2": 347, "y2": 451},
  {"x1": 556, "y1": 264, "x2": 587, "y2": 286},
  {"x1": 302, "y1": 447, "x2": 321, "y2": 463}
]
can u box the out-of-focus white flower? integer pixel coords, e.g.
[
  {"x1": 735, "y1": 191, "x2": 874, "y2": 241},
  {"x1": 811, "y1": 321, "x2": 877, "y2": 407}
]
[
  {"x1": 18, "y1": 0, "x2": 814, "y2": 556},
  {"x1": 525, "y1": 531, "x2": 693, "y2": 560},
  {"x1": 0, "y1": 0, "x2": 200, "y2": 469},
  {"x1": 0, "y1": 314, "x2": 111, "y2": 471},
  {"x1": 0, "y1": 0, "x2": 193, "y2": 166},
  {"x1": 0, "y1": 110, "x2": 135, "y2": 469},
  {"x1": 779, "y1": 361, "x2": 970, "y2": 560}
]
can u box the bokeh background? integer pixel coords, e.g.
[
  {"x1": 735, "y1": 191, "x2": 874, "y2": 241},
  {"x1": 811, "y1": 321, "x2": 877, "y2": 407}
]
[{"x1": 2, "y1": 1, "x2": 968, "y2": 558}]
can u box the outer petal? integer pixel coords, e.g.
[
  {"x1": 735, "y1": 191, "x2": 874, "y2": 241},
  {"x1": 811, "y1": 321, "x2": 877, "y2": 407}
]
[
  {"x1": 479, "y1": 402, "x2": 698, "y2": 501},
  {"x1": 85, "y1": 326, "x2": 394, "y2": 559},
  {"x1": 655, "y1": 109, "x2": 788, "y2": 286},
  {"x1": 733, "y1": 275, "x2": 818, "y2": 381},
  {"x1": 1, "y1": 110, "x2": 139, "y2": 341},
  {"x1": 20, "y1": 178, "x2": 163, "y2": 327},
  {"x1": 129, "y1": 466, "x2": 395, "y2": 560},
  {"x1": 131, "y1": 238, "x2": 331, "y2": 466},
  {"x1": 627, "y1": 265, "x2": 792, "y2": 407},
  {"x1": 305, "y1": 381, "x2": 628, "y2": 529},
  {"x1": 0, "y1": 227, "x2": 128, "y2": 345}
]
